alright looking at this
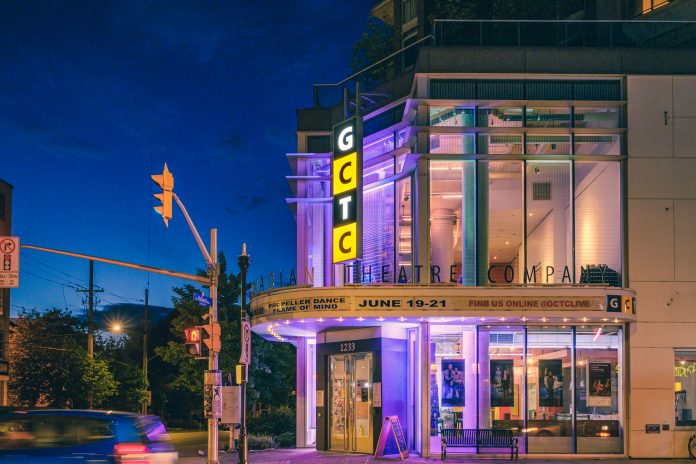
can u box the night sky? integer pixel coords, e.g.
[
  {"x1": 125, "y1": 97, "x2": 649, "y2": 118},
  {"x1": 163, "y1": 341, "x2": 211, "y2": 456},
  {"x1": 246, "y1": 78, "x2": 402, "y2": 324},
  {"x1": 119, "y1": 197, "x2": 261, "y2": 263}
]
[{"x1": 1, "y1": 1, "x2": 374, "y2": 315}]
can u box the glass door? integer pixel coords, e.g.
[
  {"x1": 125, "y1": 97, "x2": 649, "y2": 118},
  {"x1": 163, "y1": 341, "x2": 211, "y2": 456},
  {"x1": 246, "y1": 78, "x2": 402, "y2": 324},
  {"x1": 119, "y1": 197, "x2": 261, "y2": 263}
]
[{"x1": 329, "y1": 352, "x2": 374, "y2": 453}]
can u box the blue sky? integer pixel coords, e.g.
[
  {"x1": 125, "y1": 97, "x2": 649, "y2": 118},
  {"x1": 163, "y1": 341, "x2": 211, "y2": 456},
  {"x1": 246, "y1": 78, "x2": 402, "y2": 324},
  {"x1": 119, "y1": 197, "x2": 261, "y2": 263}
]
[{"x1": 1, "y1": 0, "x2": 374, "y2": 314}]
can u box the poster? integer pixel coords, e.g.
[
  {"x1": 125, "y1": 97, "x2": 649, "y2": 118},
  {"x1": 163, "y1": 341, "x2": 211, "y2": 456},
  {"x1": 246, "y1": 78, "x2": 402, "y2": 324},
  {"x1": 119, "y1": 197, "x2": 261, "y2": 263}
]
[
  {"x1": 441, "y1": 359, "x2": 465, "y2": 407},
  {"x1": 490, "y1": 360, "x2": 514, "y2": 407},
  {"x1": 538, "y1": 359, "x2": 563, "y2": 407},
  {"x1": 587, "y1": 362, "x2": 612, "y2": 407}
]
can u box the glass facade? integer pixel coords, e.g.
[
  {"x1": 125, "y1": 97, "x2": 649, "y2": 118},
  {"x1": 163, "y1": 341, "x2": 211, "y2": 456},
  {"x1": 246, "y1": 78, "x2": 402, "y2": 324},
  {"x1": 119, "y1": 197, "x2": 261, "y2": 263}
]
[
  {"x1": 675, "y1": 351, "x2": 696, "y2": 427},
  {"x1": 429, "y1": 325, "x2": 624, "y2": 455}
]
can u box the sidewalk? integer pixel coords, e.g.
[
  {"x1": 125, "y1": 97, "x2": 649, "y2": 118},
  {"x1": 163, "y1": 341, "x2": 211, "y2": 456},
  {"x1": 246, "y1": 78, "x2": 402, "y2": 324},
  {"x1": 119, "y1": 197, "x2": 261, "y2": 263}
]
[{"x1": 178, "y1": 448, "x2": 695, "y2": 463}]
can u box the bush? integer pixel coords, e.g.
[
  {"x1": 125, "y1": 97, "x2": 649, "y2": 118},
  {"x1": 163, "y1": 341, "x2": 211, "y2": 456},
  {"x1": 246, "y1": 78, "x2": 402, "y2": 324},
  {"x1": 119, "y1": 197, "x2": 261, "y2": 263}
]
[
  {"x1": 247, "y1": 406, "x2": 295, "y2": 436},
  {"x1": 275, "y1": 431, "x2": 295, "y2": 448},
  {"x1": 248, "y1": 434, "x2": 275, "y2": 450}
]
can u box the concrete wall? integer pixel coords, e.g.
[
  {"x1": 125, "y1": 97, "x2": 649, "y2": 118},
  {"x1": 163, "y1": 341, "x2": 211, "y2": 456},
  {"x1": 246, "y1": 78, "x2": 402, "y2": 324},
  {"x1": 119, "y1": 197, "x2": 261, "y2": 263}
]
[{"x1": 627, "y1": 75, "x2": 696, "y2": 457}]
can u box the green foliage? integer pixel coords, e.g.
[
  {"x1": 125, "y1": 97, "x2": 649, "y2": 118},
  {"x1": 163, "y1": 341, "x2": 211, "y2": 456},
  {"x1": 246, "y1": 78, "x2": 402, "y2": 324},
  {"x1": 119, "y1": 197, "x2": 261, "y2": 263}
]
[
  {"x1": 247, "y1": 434, "x2": 275, "y2": 450},
  {"x1": 81, "y1": 354, "x2": 118, "y2": 407},
  {"x1": 350, "y1": 16, "x2": 396, "y2": 74},
  {"x1": 9, "y1": 309, "x2": 88, "y2": 408},
  {"x1": 275, "y1": 431, "x2": 295, "y2": 448},
  {"x1": 247, "y1": 406, "x2": 295, "y2": 437},
  {"x1": 155, "y1": 251, "x2": 296, "y2": 426}
]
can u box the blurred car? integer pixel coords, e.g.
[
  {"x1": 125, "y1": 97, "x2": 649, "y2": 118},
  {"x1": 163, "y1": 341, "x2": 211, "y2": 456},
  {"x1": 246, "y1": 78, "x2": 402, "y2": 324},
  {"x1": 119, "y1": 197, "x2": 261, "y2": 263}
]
[{"x1": 0, "y1": 409, "x2": 177, "y2": 463}]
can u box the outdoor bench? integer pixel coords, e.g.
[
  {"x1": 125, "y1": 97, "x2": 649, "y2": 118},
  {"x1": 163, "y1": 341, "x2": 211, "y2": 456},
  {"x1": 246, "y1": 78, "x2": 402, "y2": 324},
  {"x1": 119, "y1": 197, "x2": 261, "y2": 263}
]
[{"x1": 440, "y1": 428, "x2": 518, "y2": 461}]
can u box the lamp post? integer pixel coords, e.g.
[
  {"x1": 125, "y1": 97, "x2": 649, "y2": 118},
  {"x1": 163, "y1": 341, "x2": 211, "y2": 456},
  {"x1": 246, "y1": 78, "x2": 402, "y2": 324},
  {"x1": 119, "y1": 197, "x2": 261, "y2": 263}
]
[{"x1": 237, "y1": 244, "x2": 250, "y2": 464}]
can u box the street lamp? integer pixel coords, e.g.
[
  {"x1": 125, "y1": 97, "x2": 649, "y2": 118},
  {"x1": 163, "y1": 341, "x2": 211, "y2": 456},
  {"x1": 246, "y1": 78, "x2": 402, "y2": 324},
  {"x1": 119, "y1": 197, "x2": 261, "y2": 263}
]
[
  {"x1": 108, "y1": 312, "x2": 150, "y2": 415},
  {"x1": 237, "y1": 244, "x2": 250, "y2": 464}
]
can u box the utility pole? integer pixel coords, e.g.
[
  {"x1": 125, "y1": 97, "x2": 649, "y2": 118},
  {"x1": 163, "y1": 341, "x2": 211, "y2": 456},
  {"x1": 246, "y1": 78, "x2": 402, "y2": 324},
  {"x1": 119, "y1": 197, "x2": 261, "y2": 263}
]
[
  {"x1": 77, "y1": 259, "x2": 103, "y2": 409},
  {"x1": 142, "y1": 287, "x2": 149, "y2": 415},
  {"x1": 237, "y1": 244, "x2": 250, "y2": 464}
]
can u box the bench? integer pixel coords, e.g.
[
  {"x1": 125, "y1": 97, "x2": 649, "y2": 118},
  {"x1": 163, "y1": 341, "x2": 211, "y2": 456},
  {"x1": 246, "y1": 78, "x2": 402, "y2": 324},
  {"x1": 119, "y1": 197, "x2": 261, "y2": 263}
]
[{"x1": 440, "y1": 428, "x2": 518, "y2": 461}]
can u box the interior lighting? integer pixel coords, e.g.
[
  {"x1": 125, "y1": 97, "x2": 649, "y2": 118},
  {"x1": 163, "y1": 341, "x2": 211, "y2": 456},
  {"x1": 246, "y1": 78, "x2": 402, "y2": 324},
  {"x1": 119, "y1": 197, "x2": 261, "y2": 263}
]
[
  {"x1": 357, "y1": 317, "x2": 365, "y2": 322},
  {"x1": 399, "y1": 316, "x2": 406, "y2": 322},
  {"x1": 318, "y1": 317, "x2": 324, "y2": 322},
  {"x1": 500, "y1": 317, "x2": 505, "y2": 321},
  {"x1": 541, "y1": 317, "x2": 547, "y2": 322},
  {"x1": 522, "y1": 317, "x2": 527, "y2": 322},
  {"x1": 613, "y1": 318, "x2": 619, "y2": 323},
  {"x1": 300, "y1": 319, "x2": 305, "y2": 323},
  {"x1": 563, "y1": 317, "x2": 569, "y2": 322},
  {"x1": 582, "y1": 317, "x2": 588, "y2": 322},
  {"x1": 442, "y1": 194, "x2": 463, "y2": 199},
  {"x1": 284, "y1": 320, "x2": 290, "y2": 324},
  {"x1": 593, "y1": 327, "x2": 603, "y2": 341},
  {"x1": 480, "y1": 317, "x2": 486, "y2": 321},
  {"x1": 336, "y1": 317, "x2": 344, "y2": 322},
  {"x1": 378, "y1": 316, "x2": 385, "y2": 322}
]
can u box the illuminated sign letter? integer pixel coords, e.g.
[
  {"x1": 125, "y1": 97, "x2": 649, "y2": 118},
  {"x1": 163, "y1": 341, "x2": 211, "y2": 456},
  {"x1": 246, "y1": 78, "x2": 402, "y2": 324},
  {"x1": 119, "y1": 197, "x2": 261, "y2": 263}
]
[{"x1": 332, "y1": 117, "x2": 362, "y2": 263}]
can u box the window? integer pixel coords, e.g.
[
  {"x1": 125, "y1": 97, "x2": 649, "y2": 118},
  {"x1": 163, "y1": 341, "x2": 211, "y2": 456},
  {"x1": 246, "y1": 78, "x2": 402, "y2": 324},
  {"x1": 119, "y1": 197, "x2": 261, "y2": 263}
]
[
  {"x1": 396, "y1": 177, "x2": 413, "y2": 281},
  {"x1": 477, "y1": 134, "x2": 523, "y2": 155},
  {"x1": 429, "y1": 107, "x2": 475, "y2": 127},
  {"x1": 575, "y1": 162, "x2": 622, "y2": 285},
  {"x1": 675, "y1": 350, "x2": 696, "y2": 426},
  {"x1": 430, "y1": 134, "x2": 475, "y2": 154},
  {"x1": 430, "y1": 161, "x2": 476, "y2": 285},
  {"x1": 525, "y1": 107, "x2": 571, "y2": 128},
  {"x1": 479, "y1": 161, "x2": 524, "y2": 284},
  {"x1": 574, "y1": 135, "x2": 621, "y2": 156},
  {"x1": 362, "y1": 160, "x2": 395, "y2": 283},
  {"x1": 526, "y1": 162, "x2": 572, "y2": 284},
  {"x1": 478, "y1": 108, "x2": 523, "y2": 127},
  {"x1": 573, "y1": 107, "x2": 620, "y2": 129},
  {"x1": 402, "y1": 0, "x2": 417, "y2": 23},
  {"x1": 526, "y1": 136, "x2": 571, "y2": 156}
]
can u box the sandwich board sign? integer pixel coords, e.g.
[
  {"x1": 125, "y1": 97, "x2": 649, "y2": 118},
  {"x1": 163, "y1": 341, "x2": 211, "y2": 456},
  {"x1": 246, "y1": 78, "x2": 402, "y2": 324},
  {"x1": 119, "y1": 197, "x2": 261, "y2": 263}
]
[{"x1": 374, "y1": 415, "x2": 408, "y2": 460}]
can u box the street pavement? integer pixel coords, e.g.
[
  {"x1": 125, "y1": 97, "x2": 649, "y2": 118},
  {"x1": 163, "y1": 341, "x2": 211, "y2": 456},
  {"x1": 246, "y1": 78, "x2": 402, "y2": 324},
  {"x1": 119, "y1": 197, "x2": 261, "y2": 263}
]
[{"x1": 177, "y1": 448, "x2": 696, "y2": 463}]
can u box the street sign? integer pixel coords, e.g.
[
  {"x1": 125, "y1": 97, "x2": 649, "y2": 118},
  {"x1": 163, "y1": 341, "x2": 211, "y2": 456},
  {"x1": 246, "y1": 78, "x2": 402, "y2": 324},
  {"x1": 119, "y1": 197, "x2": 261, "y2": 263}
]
[
  {"x1": 0, "y1": 236, "x2": 19, "y2": 288},
  {"x1": 194, "y1": 292, "x2": 212, "y2": 307},
  {"x1": 221, "y1": 385, "x2": 241, "y2": 424},
  {"x1": 240, "y1": 320, "x2": 251, "y2": 364}
]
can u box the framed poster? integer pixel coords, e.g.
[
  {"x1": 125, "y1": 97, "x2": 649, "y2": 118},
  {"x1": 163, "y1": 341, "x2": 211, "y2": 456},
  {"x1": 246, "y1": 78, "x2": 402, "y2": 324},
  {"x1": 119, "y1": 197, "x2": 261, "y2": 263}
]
[
  {"x1": 587, "y1": 362, "x2": 612, "y2": 407},
  {"x1": 441, "y1": 359, "x2": 465, "y2": 407},
  {"x1": 490, "y1": 360, "x2": 514, "y2": 407},
  {"x1": 539, "y1": 359, "x2": 563, "y2": 407}
]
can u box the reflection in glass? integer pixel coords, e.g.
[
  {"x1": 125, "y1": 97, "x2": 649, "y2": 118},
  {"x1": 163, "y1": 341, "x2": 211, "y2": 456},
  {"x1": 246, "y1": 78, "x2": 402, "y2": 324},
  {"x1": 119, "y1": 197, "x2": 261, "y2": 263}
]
[
  {"x1": 479, "y1": 327, "x2": 526, "y2": 453},
  {"x1": 526, "y1": 328, "x2": 573, "y2": 454},
  {"x1": 576, "y1": 326, "x2": 623, "y2": 454},
  {"x1": 478, "y1": 108, "x2": 523, "y2": 127},
  {"x1": 573, "y1": 107, "x2": 620, "y2": 128}
]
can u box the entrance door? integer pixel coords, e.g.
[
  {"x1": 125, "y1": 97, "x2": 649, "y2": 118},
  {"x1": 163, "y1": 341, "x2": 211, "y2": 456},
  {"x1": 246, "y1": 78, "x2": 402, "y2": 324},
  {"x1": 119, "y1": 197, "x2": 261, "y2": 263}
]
[{"x1": 329, "y1": 352, "x2": 374, "y2": 453}]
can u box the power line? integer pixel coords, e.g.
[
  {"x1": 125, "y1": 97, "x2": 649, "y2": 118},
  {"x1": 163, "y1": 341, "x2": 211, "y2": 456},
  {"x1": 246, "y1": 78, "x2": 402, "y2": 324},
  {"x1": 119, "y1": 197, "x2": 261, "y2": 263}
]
[
  {"x1": 22, "y1": 254, "x2": 89, "y2": 286},
  {"x1": 22, "y1": 269, "x2": 81, "y2": 289},
  {"x1": 22, "y1": 262, "x2": 86, "y2": 289}
]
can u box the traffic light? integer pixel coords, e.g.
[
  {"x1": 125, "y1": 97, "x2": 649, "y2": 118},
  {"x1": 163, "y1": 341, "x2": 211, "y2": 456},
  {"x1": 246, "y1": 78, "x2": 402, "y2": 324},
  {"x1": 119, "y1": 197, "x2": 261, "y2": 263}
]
[
  {"x1": 198, "y1": 323, "x2": 221, "y2": 353},
  {"x1": 184, "y1": 327, "x2": 202, "y2": 357},
  {"x1": 151, "y1": 163, "x2": 174, "y2": 227}
]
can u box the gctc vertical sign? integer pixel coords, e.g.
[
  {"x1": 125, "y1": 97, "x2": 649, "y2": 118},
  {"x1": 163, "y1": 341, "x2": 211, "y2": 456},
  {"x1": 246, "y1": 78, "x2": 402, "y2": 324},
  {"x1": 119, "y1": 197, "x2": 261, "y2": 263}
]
[{"x1": 332, "y1": 117, "x2": 362, "y2": 263}]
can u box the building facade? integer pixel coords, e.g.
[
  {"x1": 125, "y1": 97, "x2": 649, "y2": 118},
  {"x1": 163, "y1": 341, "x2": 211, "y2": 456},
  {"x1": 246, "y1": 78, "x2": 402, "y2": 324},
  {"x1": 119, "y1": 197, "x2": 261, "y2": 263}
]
[
  {"x1": 0, "y1": 179, "x2": 12, "y2": 406},
  {"x1": 250, "y1": 24, "x2": 696, "y2": 458}
]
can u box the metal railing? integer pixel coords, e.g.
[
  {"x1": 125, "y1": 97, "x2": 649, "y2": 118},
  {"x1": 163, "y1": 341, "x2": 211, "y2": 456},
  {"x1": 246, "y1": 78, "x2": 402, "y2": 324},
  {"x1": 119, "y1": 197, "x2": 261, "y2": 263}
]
[{"x1": 312, "y1": 35, "x2": 433, "y2": 109}]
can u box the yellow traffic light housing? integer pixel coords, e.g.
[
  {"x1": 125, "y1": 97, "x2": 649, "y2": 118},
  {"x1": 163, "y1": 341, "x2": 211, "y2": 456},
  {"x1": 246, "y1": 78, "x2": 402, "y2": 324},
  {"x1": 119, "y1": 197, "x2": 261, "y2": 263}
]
[
  {"x1": 151, "y1": 163, "x2": 174, "y2": 227},
  {"x1": 198, "y1": 323, "x2": 221, "y2": 353}
]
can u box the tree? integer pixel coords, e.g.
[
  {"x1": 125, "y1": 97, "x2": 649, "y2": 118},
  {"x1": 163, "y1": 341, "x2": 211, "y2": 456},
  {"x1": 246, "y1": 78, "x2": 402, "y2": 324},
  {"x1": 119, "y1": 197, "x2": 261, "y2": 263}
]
[
  {"x1": 350, "y1": 16, "x2": 396, "y2": 75},
  {"x1": 9, "y1": 308, "x2": 116, "y2": 408},
  {"x1": 154, "y1": 251, "x2": 296, "y2": 426}
]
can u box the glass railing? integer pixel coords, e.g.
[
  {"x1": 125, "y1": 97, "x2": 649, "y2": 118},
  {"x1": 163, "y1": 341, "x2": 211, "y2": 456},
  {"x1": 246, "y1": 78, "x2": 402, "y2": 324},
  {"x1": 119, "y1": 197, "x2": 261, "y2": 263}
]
[{"x1": 433, "y1": 19, "x2": 696, "y2": 48}]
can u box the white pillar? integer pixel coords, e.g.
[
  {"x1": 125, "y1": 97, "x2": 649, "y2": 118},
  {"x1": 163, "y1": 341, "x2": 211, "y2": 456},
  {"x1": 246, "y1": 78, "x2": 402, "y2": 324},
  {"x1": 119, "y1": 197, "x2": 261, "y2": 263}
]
[{"x1": 296, "y1": 338, "x2": 307, "y2": 448}]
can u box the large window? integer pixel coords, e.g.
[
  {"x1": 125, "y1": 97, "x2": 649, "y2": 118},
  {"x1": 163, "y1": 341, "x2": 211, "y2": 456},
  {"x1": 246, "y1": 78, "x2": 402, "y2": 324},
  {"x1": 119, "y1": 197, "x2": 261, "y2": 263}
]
[
  {"x1": 430, "y1": 134, "x2": 475, "y2": 154},
  {"x1": 430, "y1": 161, "x2": 476, "y2": 284},
  {"x1": 526, "y1": 328, "x2": 573, "y2": 453},
  {"x1": 575, "y1": 162, "x2": 622, "y2": 286},
  {"x1": 429, "y1": 324, "x2": 625, "y2": 455},
  {"x1": 396, "y1": 177, "x2": 413, "y2": 282},
  {"x1": 675, "y1": 350, "x2": 696, "y2": 426},
  {"x1": 526, "y1": 162, "x2": 572, "y2": 284},
  {"x1": 362, "y1": 160, "x2": 395, "y2": 283},
  {"x1": 479, "y1": 161, "x2": 524, "y2": 284},
  {"x1": 576, "y1": 326, "x2": 622, "y2": 453}
]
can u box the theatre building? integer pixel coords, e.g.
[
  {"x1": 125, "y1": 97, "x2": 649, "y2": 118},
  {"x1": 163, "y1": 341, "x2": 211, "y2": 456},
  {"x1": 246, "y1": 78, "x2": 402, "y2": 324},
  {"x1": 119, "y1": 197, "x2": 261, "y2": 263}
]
[{"x1": 250, "y1": 20, "x2": 696, "y2": 458}]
